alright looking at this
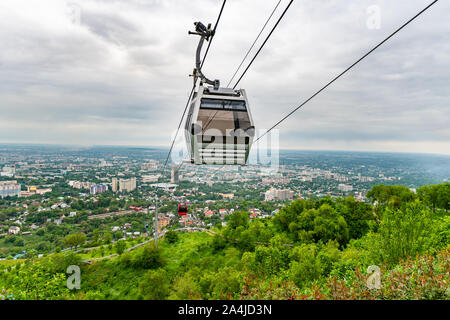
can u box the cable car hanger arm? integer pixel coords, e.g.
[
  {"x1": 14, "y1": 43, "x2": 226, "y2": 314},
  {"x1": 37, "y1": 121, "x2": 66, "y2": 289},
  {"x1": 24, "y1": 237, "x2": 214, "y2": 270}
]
[{"x1": 189, "y1": 22, "x2": 220, "y2": 89}]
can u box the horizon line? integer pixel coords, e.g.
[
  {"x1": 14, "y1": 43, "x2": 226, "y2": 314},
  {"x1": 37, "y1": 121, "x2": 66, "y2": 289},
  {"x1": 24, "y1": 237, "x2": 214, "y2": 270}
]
[{"x1": 0, "y1": 142, "x2": 449, "y2": 158}]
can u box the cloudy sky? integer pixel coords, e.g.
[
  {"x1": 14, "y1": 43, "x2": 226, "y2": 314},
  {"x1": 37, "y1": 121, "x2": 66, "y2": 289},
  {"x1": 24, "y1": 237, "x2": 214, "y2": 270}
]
[{"x1": 0, "y1": 0, "x2": 449, "y2": 155}]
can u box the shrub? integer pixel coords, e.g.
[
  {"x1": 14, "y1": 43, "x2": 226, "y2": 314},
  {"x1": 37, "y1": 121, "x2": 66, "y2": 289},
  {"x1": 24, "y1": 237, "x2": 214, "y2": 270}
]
[
  {"x1": 165, "y1": 230, "x2": 179, "y2": 244},
  {"x1": 115, "y1": 240, "x2": 126, "y2": 255},
  {"x1": 139, "y1": 269, "x2": 170, "y2": 300},
  {"x1": 373, "y1": 201, "x2": 433, "y2": 266},
  {"x1": 132, "y1": 243, "x2": 165, "y2": 269},
  {"x1": 289, "y1": 244, "x2": 322, "y2": 288}
]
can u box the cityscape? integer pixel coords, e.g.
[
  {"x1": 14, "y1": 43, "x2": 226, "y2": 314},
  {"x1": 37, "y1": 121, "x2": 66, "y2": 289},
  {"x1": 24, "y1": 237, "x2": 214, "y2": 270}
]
[
  {"x1": 0, "y1": 144, "x2": 448, "y2": 260},
  {"x1": 0, "y1": 0, "x2": 448, "y2": 305}
]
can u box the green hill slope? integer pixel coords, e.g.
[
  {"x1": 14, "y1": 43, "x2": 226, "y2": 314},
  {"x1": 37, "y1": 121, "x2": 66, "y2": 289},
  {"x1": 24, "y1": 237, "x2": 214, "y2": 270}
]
[{"x1": 1, "y1": 184, "x2": 448, "y2": 300}]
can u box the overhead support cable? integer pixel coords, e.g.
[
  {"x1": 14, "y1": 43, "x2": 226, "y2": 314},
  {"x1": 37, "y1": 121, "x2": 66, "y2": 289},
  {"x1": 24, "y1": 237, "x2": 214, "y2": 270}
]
[
  {"x1": 199, "y1": 0, "x2": 294, "y2": 147},
  {"x1": 201, "y1": 0, "x2": 227, "y2": 69},
  {"x1": 163, "y1": 0, "x2": 228, "y2": 170},
  {"x1": 232, "y1": 0, "x2": 294, "y2": 89},
  {"x1": 255, "y1": 0, "x2": 439, "y2": 143},
  {"x1": 226, "y1": 0, "x2": 282, "y2": 88}
]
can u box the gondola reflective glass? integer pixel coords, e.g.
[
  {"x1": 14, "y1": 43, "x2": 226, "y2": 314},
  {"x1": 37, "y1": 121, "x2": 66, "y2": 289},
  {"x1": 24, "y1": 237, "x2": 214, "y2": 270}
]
[{"x1": 185, "y1": 86, "x2": 254, "y2": 165}]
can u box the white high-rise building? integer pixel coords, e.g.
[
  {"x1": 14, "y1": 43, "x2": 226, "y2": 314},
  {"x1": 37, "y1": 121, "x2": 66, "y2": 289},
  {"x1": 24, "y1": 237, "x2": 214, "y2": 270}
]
[
  {"x1": 111, "y1": 178, "x2": 118, "y2": 192},
  {"x1": 119, "y1": 177, "x2": 136, "y2": 193},
  {"x1": 264, "y1": 187, "x2": 294, "y2": 201},
  {"x1": 90, "y1": 184, "x2": 108, "y2": 195},
  {"x1": 1, "y1": 166, "x2": 15, "y2": 177},
  {"x1": 171, "y1": 167, "x2": 179, "y2": 183},
  {"x1": 0, "y1": 180, "x2": 21, "y2": 198},
  {"x1": 338, "y1": 184, "x2": 353, "y2": 192}
]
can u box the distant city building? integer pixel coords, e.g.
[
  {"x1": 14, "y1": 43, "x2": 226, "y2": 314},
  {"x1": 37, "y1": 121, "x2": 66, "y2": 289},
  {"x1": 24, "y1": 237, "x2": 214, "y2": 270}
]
[
  {"x1": 338, "y1": 184, "x2": 353, "y2": 192},
  {"x1": 357, "y1": 173, "x2": 375, "y2": 182},
  {"x1": 264, "y1": 187, "x2": 294, "y2": 201},
  {"x1": 20, "y1": 186, "x2": 52, "y2": 197},
  {"x1": 141, "y1": 160, "x2": 158, "y2": 171},
  {"x1": 204, "y1": 210, "x2": 214, "y2": 218},
  {"x1": 158, "y1": 215, "x2": 171, "y2": 232},
  {"x1": 69, "y1": 181, "x2": 95, "y2": 190},
  {"x1": 355, "y1": 192, "x2": 364, "y2": 202},
  {"x1": 142, "y1": 175, "x2": 160, "y2": 183},
  {"x1": 90, "y1": 184, "x2": 108, "y2": 195},
  {"x1": 0, "y1": 180, "x2": 21, "y2": 198},
  {"x1": 261, "y1": 176, "x2": 291, "y2": 185},
  {"x1": 218, "y1": 193, "x2": 234, "y2": 200},
  {"x1": 99, "y1": 159, "x2": 112, "y2": 167},
  {"x1": 1, "y1": 165, "x2": 15, "y2": 177},
  {"x1": 111, "y1": 178, "x2": 118, "y2": 193},
  {"x1": 8, "y1": 226, "x2": 20, "y2": 235},
  {"x1": 119, "y1": 177, "x2": 137, "y2": 193},
  {"x1": 180, "y1": 214, "x2": 194, "y2": 226},
  {"x1": 219, "y1": 209, "x2": 228, "y2": 216},
  {"x1": 171, "y1": 167, "x2": 179, "y2": 183},
  {"x1": 66, "y1": 164, "x2": 83, "y2": 171},
  {"x1": 150, "y1": 183, "x2": 177, "y2": 192}
]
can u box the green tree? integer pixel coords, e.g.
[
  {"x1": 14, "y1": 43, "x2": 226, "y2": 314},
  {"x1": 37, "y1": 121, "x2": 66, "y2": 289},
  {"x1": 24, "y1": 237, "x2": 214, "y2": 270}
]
[
  {"x1": 228, "y1": 211, "x2": 249, "y2": 229},
  {"x1": 273, "y1": 199, "x2": 313, "y2": 232},
  {"x1": 113, "y1": 230, "x2": 123, "y2": 240},
  {"x1": 139, "y1": 269, "x2": 170, "y2": 300},
  {"x1": 417, "y1": 183, "x2": 449, "y2": 211},
  {"x1": 210, "y1": 267, "x2": 243, "y2": 299},
  {"x1": 289, "y1": 204, "x2": 349, "y2": 246},
  {"x1": 63, "y1": 233, "x2": 86, "y2": 249},
  {"x1": 132, "y1": 243, "x2": 165, "y2": 269},
  {"x1": 289, "y1": 243, "x2": 322, "y2": 287},
  {"x1": 165, "y1": 230, "x2": 179, "y2": 244},
  {"x1": 367, "y1": 185, "x2": 415, "y2": 208},
  {"x1": 372, "y1": 200, "x2": 433, "y2": 266},
  {"x1": 169, "y1": 272, "x2": 202, "y2": 299},
  {"x1": 115, "y1": 240, "x2": 127, "y2": 255},
  {"x1": 102, "y1": 233, "x2": 113, "y2": 244},
  {"x1": 336, "y1": 196, "x2": 374, "y2": 239},
  {"x1": 242, "y1": 245, "x2": 290, "y2": 277}
]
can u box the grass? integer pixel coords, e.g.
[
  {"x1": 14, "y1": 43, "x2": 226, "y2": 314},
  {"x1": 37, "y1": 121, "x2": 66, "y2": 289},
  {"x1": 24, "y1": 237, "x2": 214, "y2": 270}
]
[
  {"x1": 73, "y1": 231, "x2": 215, "y2": 299},
  {"x1": 0, "y1": 259, "x2": 25, "y2": 266}
]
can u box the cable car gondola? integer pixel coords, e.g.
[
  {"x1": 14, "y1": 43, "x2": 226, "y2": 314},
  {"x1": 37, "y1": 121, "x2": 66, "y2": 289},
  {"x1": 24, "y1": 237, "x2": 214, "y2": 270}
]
[
  {"x1": 185, "y1": 22, "x2": 255, "y2": 165},
  {"x1": 185, "y1": 85, "x2": 254, "y2": 165},
  {"x1": 178, "y1": 203, "x2": 188, "y2": 216}
]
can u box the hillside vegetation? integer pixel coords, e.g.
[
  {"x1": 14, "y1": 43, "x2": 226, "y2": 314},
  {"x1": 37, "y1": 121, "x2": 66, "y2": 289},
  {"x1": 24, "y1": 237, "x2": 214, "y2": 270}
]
[{"x1": 0, "y1": 183, "x2": 448, "y2": 300}]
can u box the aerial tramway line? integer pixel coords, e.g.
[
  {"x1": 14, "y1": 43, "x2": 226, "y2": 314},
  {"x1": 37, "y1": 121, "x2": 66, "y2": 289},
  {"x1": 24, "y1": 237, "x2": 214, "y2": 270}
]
[
  {"x1": 182, "y1": 0, "x2": 294, "y2": 167},
  {"x1": 156, "y1": 0, "x2": 439, "y2": 234},
  {"x1": 185, "y1": 21, "x2": 255, "y2": 166}
]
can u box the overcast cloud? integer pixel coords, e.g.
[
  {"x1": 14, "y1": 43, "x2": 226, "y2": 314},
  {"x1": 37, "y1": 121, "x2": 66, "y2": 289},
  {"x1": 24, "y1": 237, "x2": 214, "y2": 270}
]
[{"x1": 0, "y1": 0, "x2": 449, "y2": 155}]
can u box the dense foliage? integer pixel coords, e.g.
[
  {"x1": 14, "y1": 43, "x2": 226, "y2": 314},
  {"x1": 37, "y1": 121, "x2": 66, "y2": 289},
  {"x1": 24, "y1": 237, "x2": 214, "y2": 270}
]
[{"x1": 0, "y1": 183, "x2": 448, "y2": 300}]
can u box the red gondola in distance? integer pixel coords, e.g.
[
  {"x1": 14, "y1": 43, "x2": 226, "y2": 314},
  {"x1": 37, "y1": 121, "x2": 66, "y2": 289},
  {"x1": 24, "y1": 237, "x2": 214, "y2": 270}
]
[{"x1": 178, "y1": 203, "x2": 188, "y2": 216}]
